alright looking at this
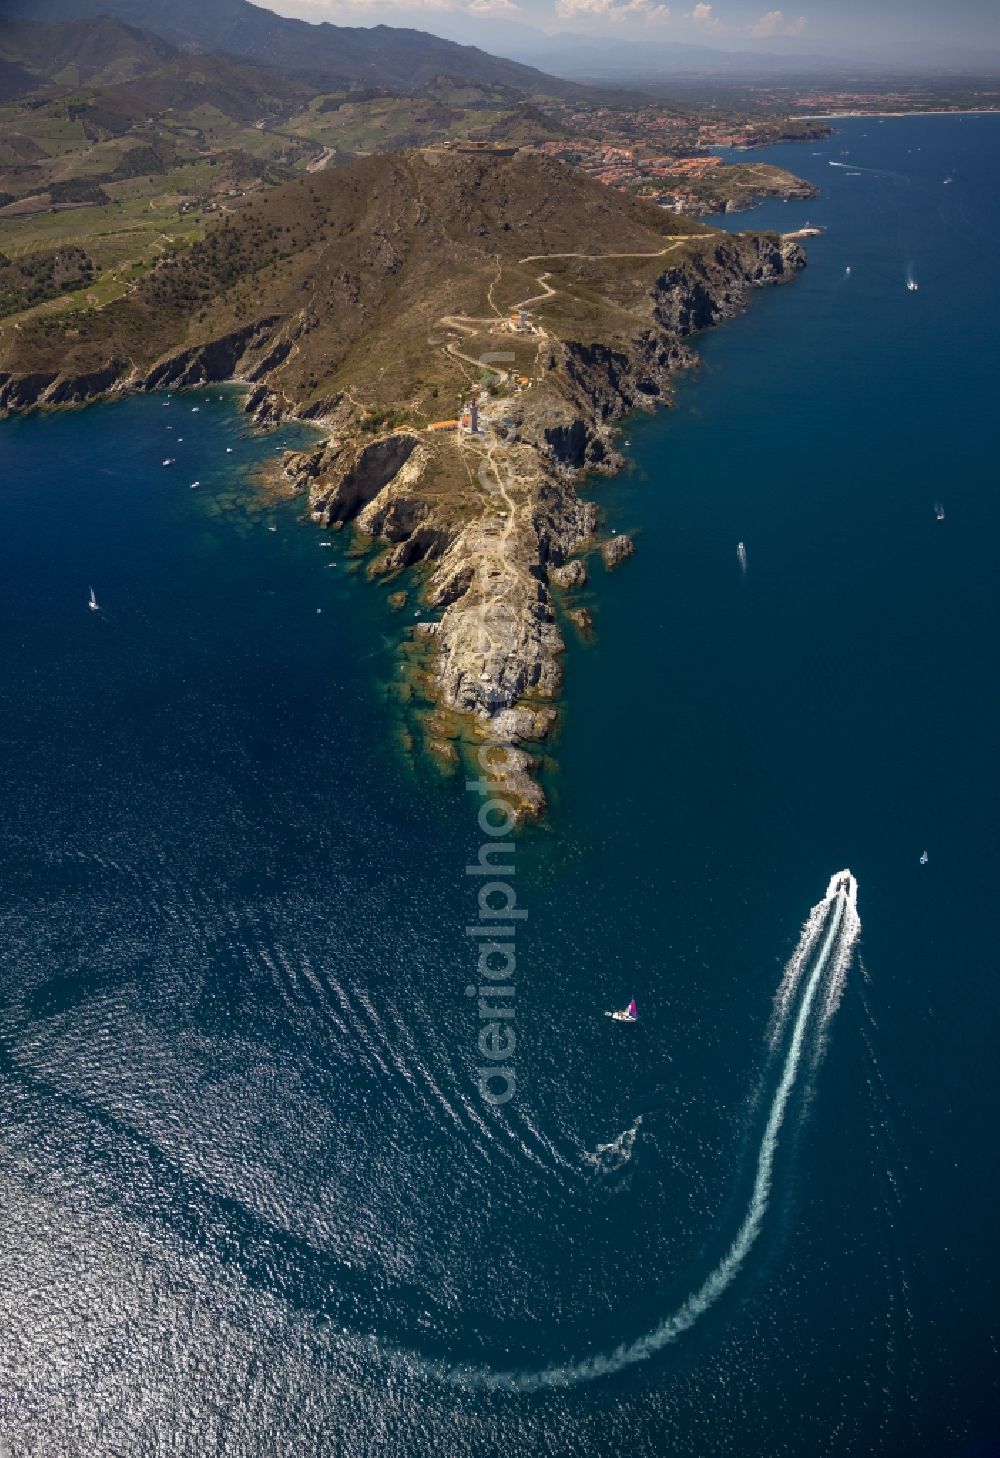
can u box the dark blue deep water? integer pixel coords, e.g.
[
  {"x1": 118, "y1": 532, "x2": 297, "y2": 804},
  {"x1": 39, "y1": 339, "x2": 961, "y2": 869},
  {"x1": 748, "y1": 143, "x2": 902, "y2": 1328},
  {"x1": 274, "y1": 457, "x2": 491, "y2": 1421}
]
[{"x1": 1, "y1": 116, "x2": 998, "y2": 1456}]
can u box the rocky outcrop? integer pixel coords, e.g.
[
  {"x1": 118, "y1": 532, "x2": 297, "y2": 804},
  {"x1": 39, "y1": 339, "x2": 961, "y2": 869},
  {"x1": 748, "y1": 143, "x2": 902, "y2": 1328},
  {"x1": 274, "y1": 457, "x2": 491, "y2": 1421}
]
[
  {"x1": 0, "y1": 371, "x2": 59, "y2": 412},
  {"x1": 549, "y1": 558, "x2": 587, "y2": 589},
  {"x1": 602, "y1": 534, "x2": 635, "y2": 570},
  {"x1": 42, "y1": 360, "x2": 129, "y2": 407},
  {"x1": 432, "y1": 519, "x2": 565, "y2": 717},
  {"x1": 0, "y1": 317, "x2": 288, "y2": 414},
  {"x1": 307, "y1": 434, "x2": 423, "y2": 525},
  {"x1": 142, "y1": 318, "x2": 283, "y2": 391},
  {"x1": 0, "y1": 363, "x2": 129, "y2": 411},
  {"x1": 650, "y1": 233, "x2": 802, "y2": 337}
]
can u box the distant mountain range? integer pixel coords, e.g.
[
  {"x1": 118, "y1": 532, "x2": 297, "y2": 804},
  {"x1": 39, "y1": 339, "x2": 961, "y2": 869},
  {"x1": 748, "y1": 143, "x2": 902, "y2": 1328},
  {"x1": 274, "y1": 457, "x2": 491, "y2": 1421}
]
[
  {"x1": 327, "y1": 9, "x2": 1000, "y2": 77},
  {"x1": 0, "y1": 0, "x2": 587, "y2": 98},
  {"x1": 0, "y1": 16, "x2": 314, "y2": 110},
  {"x1": 370, "y1": 13, "x2": 1000, "y2": 78},
  {"x1": 0, "y1": 14, "x2": 178, "y2": 98}
]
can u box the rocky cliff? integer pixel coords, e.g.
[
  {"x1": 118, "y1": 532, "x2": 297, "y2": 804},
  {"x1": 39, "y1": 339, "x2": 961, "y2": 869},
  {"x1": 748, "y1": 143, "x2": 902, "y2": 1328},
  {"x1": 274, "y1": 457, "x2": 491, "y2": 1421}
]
[
  {"x1": 283, "y1": 229, "x2": 802, "y2": 816},
  {"x1": 0, "y1": 148, "x2": 803, "y2": 818}
]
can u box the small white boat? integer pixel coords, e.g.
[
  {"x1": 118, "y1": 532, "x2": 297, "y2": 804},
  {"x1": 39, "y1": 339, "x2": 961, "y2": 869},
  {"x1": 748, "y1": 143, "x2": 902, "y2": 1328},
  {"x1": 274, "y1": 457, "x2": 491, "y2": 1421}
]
[
  {"x1": 845, "y1": 265, "x2": 851, "y2": 276},
  {"x1": 606, "y1": 998, "x2": 639, "y2": 1023},
  {"x1": 906, "y1": 279, "x2": 919, "y2": 293},
  {"x1": 190, "y1": 480, "x2": 200, "y2": 489},
  {"x1": 192, "y1": 406, "x2": 200, "y2": 413},
  {"x1": 162, "y1": 458, "x2": 175, "y2": 466},
  {"x1": 88, "y1": 586, "x2": 99, "y2": 612},
  {"x1": 919, "y1": 851, "x2": 929, "y2": 865},
  {"x1": 737, "y1": 541, "x2": 747, "y2": 570},
  {"x1": 268, "y1": 525, "x2": 277, "y2": 533},
  {"x1": 934, "y1": 502, "x2": 945, "y2": 521}
]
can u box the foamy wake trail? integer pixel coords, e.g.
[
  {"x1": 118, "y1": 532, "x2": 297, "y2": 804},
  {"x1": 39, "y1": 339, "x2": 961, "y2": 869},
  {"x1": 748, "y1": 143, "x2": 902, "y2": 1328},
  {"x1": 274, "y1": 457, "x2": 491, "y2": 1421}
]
[
  {"x1": 769, "y1": 869, "x2": 857, "y2": 1049},
  {"x1": 419, "y1": 871, "x2": 861, "y2": 1393}
]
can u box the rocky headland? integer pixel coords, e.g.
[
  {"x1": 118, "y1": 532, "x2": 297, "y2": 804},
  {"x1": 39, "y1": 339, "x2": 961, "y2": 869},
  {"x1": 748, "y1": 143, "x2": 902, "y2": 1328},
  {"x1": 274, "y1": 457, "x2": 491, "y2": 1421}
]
[{"x1": 0, "y1": 146, "x2": 804, "y2": 818}]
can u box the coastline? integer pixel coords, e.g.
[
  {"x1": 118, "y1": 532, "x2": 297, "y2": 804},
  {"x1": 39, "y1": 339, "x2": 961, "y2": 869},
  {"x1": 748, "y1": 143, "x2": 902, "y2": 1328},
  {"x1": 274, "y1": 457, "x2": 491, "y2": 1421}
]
[
  {"x1": 791, "y1": 108, "x2": 1000, "y2": 120},
  {"x1": 3, "y1": 108, "x2": 1000, "y2": 1458},
  {"x1": 0, "y1": 151, "x2": 805, "y2": 821}
]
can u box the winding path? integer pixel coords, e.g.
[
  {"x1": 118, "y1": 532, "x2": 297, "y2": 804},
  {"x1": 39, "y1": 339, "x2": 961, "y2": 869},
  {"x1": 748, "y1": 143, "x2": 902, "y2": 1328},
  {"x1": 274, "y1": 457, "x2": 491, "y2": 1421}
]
[{"x1": 433, "y1": 235, "x2": 691, "y2": 680}]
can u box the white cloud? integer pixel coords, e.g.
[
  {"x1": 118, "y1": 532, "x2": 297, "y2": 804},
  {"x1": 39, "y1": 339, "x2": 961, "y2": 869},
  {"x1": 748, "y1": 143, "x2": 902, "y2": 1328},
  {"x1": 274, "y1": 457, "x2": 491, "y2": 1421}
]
[
  {"x1": 750, "y1": 8, "x2": 806, "y2": 35},
  {"x1": 468, "y1": 0, "x2": 520, "y2": 13},
  {"x1": 555, "y1": 0, "x2": 669, "y2": 21},
  {"x1": 687, "y1": 2, "x2": 723, "y2": 30}
]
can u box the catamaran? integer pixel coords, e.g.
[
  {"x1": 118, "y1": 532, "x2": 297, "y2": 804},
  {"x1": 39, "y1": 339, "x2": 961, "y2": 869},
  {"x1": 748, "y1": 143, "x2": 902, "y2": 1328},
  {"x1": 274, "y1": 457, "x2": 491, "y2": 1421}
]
[
  {"x1": 607, "y1": 997, "x2": 638, "y2": 1023},
  {"x1": 88, "y1": 587, "x2": 99, "y2": 612}
]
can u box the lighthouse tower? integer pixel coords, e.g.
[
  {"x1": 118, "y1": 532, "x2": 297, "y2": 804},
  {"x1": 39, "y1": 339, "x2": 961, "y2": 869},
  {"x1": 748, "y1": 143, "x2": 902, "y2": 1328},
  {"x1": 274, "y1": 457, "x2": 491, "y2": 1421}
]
[{"x1": 461, "y1": 391, "x2": 480, "y2": 434}]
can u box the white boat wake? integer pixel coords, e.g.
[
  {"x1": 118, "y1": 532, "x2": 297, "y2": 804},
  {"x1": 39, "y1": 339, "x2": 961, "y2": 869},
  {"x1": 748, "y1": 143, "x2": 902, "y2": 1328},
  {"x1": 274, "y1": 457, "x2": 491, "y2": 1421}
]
[{"x1": 424, "y1": 871, "x2": 861, "y2": 1392}]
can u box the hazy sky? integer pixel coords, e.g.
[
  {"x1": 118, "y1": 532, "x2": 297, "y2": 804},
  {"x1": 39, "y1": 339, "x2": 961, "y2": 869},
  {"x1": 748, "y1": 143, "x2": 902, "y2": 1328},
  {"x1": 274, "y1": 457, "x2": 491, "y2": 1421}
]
[{"x1": 265, "y1": 0, "x2": 1000, "y2": 54}]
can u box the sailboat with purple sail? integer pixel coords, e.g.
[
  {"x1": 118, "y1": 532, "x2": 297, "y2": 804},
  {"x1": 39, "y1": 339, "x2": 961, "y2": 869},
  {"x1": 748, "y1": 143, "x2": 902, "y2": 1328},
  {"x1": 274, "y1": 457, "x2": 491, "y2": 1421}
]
[{"x1": 607, "y1": 997, "x2": 638, "y2": 1023}]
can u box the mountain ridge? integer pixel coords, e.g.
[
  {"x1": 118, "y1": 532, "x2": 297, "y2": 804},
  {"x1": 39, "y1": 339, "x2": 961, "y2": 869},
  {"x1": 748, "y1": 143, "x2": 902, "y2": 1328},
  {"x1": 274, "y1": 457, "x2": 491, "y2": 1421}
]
[
  {"x1": 0, "y1": 14, "x2": 179, "y2": 97},
  {"x1": 0, "y1": 0, "x2": 590, "y2": 99}
]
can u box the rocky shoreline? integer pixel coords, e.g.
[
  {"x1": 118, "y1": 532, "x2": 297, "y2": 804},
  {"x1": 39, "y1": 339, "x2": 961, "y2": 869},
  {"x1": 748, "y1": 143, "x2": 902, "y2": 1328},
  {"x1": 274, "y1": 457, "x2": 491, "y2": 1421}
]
[
  {"x1": 0, "y1": 150, "x2": 804, "y2": 820},
  {"x1": 276, "y1": 231, "x2": 803, "y2": 817}
]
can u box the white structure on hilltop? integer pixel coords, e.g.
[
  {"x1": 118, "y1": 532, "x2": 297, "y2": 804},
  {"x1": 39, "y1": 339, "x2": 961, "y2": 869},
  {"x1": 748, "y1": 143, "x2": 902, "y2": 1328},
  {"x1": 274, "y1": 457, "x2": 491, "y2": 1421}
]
[{"x1": 459, "y1": 392, "x2": 480, "y2": 434}]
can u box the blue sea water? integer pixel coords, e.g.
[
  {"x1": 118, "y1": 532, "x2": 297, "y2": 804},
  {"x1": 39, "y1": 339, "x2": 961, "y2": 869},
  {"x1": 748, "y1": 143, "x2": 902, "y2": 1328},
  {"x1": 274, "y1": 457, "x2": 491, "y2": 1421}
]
[{"x1": 1, "y1": 115, "x2": 998, "y2": 1456}]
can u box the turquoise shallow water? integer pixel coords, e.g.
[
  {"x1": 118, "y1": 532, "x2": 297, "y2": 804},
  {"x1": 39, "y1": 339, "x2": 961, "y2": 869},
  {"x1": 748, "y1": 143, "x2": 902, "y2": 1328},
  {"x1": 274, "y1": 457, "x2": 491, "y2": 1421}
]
[{"x1": 1, "y1": 116, "x2": 998, "y2": 1455}]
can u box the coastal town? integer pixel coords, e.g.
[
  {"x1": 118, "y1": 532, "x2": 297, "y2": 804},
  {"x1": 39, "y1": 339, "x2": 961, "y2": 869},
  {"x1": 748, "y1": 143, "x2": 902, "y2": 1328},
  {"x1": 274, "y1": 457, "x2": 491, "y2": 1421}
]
[{"x1": 510, "y1": 106, "x2": 828, "y2": 213}]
